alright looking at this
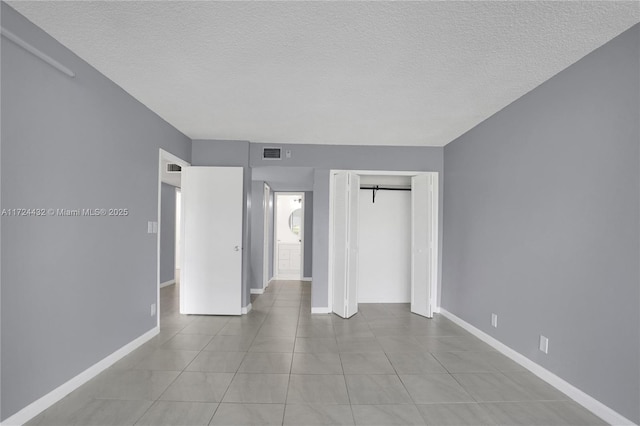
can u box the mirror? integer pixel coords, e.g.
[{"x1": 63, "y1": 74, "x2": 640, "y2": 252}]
[{"x1": 288, "y1": 208, "x2": 302, "y2": 235}]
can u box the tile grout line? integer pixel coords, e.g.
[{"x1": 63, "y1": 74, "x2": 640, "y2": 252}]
[{"x1": 281, "y1": 283, "x2": 305, "y2": 425}]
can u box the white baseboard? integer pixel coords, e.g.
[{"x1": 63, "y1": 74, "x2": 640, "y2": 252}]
[
  {"x1": 439, "y1": 309, "x2": 636, "y2": 426},
  {"x1": 302, "y1": 277, "x2": 312, "y2": 282},
  {"x1": 160, "y1": 279, "x2": 175, "y2": 288},
  {"x1": 250, "y1": 288, "x2": 264, "y2": 295},
  {"x1": 311, "y1": 307, "x2": 331, "y2": 314},
  {"x1": 241, "y1": 303, "x2": 252, "y2": 314},
  {"x1": 1, "y1": 327, "x2": 159, "y2": 426}
]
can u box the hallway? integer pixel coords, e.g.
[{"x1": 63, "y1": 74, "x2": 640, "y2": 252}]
[{"x1": 28, "y1": 281, "x2": 604, "y2": 425}]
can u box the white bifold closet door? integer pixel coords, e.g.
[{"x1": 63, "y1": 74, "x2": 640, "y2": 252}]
[
  {"x1": 411, "y1": 173, "x2": 434, "y2": 318},
  {"x1": 332, "y1": 171, "x2": 360, "y2": 318},
  {"x1": 180, "y1": 166, "x2": 243, "y2": 315}
]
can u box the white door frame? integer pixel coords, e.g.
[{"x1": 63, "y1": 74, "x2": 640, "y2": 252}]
[
  {"x1": 175, "y1": 187, "x2": 181, "y2": 277},
  {"x1": 273, "y1": 191, "x2": 305, "y2": 281},
  {"x1": 263, "y1": 183, "x2": 271, "y2": 290},
  {"x1": 157, "y1": 149, "x2": 190, "y2": 328},
  {"x1": 328, "y1": 170, "x2": 439, "y2": 316}
]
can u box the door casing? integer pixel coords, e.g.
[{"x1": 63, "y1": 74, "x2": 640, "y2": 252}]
[
  {"x1": 262, "y1": 183, "x2": 271, "y2": 290},
  {"x1": 273, "y1": 192, "x2": 305, "y2": 281}
]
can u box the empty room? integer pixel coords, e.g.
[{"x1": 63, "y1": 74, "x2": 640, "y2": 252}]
[{"x1": 1, "y1": 1, "x2": 638, "y2": 425}]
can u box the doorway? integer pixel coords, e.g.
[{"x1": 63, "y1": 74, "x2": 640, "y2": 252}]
[
  {"x1": 328, "y1": 170, "x2": 439, "y2": 319},
  {"x1": 274, "y1": 192, "x2": 305, "y2": 280},
  {"x1": 157, "y1": 149, "x2": 190, "y2": 326}
]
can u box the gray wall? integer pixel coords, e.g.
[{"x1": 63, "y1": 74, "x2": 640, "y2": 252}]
[
  {"x1": 249, "y1": 143, "x2": 444, "y2": 308},
  {"x1": 249, "y1": 181, "x2": 265, "y2": 290},
  {"x1": 191, "y1": 140, "x2": 252, "y2": 309},
  {"x1": 160, "y1": 183, "x2": 176, "y2": 284},
  {"x1": 442, "y1": 24, "x2": 639, "y2": 423},
  {"x1": 312, "y1": 169, "x2": 331, "y2": 307},
  {"x1": 252, "y1": 166, "x2": 314, "y2": 192},
  {"x1": 0, "y1": 3, "x2": 191, "y2": 421},
  {"x1": 191, "y1": 139, "x2": 250, "y2": 166}
]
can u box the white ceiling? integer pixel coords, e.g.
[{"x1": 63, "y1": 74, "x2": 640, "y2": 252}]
[{"x1": 8, "y1": 1, "x2": 639, "y2": 147}]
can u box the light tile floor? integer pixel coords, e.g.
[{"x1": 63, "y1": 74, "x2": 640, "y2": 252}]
[{"x1": 28, "y1": 280, "x2": 606, "y2": 425}]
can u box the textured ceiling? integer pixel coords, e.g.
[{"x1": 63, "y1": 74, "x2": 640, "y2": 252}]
[{"x1": 8, "y1": 1, "x2": 640, "y2": 147}]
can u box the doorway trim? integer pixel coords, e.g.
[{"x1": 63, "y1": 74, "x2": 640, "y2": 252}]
[
  {"x1": 157, "y1": 149, "x2": 190, "y2": 328},
  {"x1": 174, "y1": 187, "x2": 181, "y2": 282},
  {"x1": 273, "y1": 191, "x2": 305, "y2": 281},
  {"x1": 262, "y1": 183, "x2": 271, "y2": 291},
  {"x1": 327, "y1": 169, "x2": 439, "y2": 316}
]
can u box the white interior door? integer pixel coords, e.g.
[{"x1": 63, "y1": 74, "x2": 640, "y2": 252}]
[
  {"x1": 180, "y1": 166, "x2": 243, "y2": 315},
  {"x1": 332, "y1": 172, "x2": 359, "y2": 318},
  {"x1": 411, "y1": 173, "x2": 434, "y2": 318}
]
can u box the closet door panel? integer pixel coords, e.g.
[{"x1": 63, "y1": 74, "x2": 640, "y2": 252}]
[{"x1": 411, "y1": 174, "x2": 433, "y2": 318}]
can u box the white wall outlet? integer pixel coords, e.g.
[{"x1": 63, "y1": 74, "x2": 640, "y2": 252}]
[
  {"x1": 491, "y1": 313, "x2": 498, "y2": 328},
  {"x1": 539, "y1": 335, "x2": 549, "y2": 354},
  {"x1": 285, "y1": 149, "x2": 292, "y2": 158},
  {"x1": 150, "y1": 303, "x2": 156, "y2": 317}
]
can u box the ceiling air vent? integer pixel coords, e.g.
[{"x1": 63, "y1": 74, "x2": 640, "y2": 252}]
[
  {"x1": 263, "y1": 147, "x2": 282, "y2": 160},
  {"x1": 167, "y1": 164, "x2": 182, "y2": 173}
]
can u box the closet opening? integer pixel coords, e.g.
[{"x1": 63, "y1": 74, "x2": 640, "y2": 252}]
[{"x1": 328, "y1": 170, "x2": 439, "y2": 319}]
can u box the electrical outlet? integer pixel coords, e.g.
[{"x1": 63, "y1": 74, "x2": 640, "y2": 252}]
[
  {"x1": 539, "y1": 335, "x2": 549, "y2": 354},
  {"x1": 491, "y1": 313, "x2": 498, "y2": 328},
  {"x1": 285, "y1": 150, "x2": 292, "y2": 158},
  {"x1": 150, "y1": 303, "x2": 156, "y2": 317}
]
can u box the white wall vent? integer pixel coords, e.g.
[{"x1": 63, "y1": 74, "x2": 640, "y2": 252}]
[
  {"x1": 263, "y1": 147, "x2": 282, "y2": 160},
  {"x1": 167, "y1": 163, "x2": 182, "y2": 173}
]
